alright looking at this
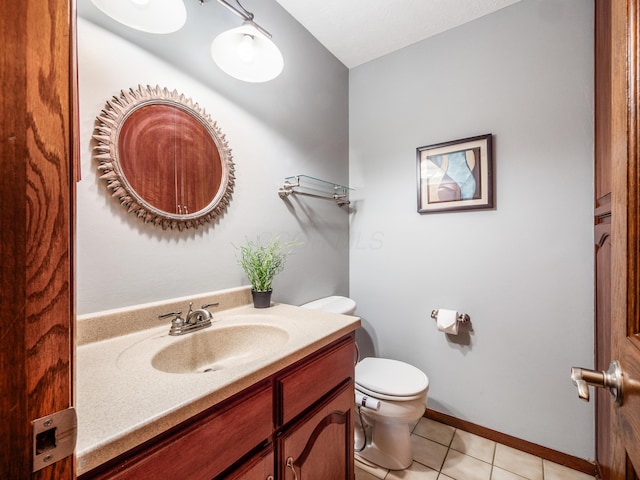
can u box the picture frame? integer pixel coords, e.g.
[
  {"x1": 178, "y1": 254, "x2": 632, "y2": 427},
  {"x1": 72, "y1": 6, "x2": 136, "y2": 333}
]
[{"x1": 416, "y1": 133, "x2": 493, "y2": 214}]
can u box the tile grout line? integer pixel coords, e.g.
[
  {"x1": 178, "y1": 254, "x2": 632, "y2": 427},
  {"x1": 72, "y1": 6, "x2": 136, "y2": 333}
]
[
  {"x1": 437, "y1": 427, "x2": 458, "y2": 475},
  {"x1": 489, "y1": 441, "x2": 497, "y2": 480}
]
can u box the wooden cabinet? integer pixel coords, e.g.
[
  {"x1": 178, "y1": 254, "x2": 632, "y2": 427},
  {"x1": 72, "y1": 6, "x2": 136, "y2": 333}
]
[
  {"x1": 79, "y1": 334, "x2": 355, "y2": 480},
  {"x1": 275, "y1": 337, "x2": 355, "y2": 480},
  {"x1": 80, "y1": 381, "x2": 273, "y2": 480}
]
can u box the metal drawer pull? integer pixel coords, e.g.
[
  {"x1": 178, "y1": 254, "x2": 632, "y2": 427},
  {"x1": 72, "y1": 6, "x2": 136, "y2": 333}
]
[{"x1": 286, "y1": 457, "x2": 298, "y2": 480}]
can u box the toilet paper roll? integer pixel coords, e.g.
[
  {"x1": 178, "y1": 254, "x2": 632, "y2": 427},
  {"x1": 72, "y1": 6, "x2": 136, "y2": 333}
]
[
  {"x1": 436, "y1": 309, "x2": 459, "y2": 335},
  {"x1": 355, "y1": 392, "x2": 381, "y2": 410}
]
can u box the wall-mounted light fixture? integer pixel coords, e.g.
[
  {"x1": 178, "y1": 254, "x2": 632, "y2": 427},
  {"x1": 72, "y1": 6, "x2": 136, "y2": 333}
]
[
  {"x1": 210, "y1": 0, "x2": 284, "y2": 83},
  {"x1": 90, "y1": 0, "x2": 284, "y2": 83},
  {"x1": 90, "y1": 0, "x2": 187, "y2": 34}
]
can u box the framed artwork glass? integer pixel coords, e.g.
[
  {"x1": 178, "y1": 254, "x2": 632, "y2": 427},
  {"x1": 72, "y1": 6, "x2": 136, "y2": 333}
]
[{"x1": 416, "y1": 134, "x2": 493, "y2": 213}]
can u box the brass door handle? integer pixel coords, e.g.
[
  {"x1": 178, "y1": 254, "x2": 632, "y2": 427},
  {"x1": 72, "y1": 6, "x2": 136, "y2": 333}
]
[{"x1": 571, "y1": 360, "x2": 623, "y2": 405}]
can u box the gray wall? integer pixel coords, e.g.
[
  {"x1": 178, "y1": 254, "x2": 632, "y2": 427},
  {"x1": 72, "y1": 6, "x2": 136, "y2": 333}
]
[
  {"x1": 76, "y1": 0, "x2": 350, "y2": 314},
  {"x1": 77, "y1": 0, "x2": 597, "y2": 461},
  {"x1": 349, "y1": 0, "x2": 594, "y2": 459}
]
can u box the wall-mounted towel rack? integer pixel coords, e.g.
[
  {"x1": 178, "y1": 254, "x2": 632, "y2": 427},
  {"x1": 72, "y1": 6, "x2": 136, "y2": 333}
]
[{"x1": 278, "y1": 175, "x2": 352, "y2": 206}]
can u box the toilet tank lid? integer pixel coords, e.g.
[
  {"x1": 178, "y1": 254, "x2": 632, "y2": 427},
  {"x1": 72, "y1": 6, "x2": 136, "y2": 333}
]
[
  {"x1": 356, "y1": 357, "x2": 429, "y2": 397},
  {"x1": 300, "y1": 296, "x2": 356, "y2": 315}
]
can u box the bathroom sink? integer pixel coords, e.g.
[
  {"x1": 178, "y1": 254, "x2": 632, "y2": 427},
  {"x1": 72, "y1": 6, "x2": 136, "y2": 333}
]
[{"x1": 151, "y1": 324, "x2": 289, "y2": 374}]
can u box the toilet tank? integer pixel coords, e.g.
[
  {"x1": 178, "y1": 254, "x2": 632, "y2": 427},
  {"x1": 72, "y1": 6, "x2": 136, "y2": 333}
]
[{"x1": 300, "y1": 296, "x2": 357, "y2": 315}]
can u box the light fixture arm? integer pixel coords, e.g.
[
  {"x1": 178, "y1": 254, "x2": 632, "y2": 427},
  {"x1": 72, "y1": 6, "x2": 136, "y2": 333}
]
[
  {"x1": 218, "y1": 0, "x2": 252, "y2": 21},
  {"x1": 215, "y1": 0, "x2": 273, "y2": 38}
]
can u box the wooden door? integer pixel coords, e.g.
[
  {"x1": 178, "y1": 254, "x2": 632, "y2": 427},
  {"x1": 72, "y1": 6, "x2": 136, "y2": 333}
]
[
  {"x1": 592, "y1": 1, "x2": 640, "y2": 478},
  {"x1": 610, "y1": 0, "x2": 640, "y2": 477},
  {"x1": 0, "y1": 0, "x2": 76, "y2": 478}
]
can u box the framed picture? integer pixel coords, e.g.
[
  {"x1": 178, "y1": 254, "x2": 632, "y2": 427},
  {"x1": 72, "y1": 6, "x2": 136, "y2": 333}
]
[{"x1": 416, "y1": 133, "x2": 493, "y2": 214}]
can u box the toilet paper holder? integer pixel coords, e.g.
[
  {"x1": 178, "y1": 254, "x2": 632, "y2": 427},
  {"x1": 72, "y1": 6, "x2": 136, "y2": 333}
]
[{"x1": 430, "y1": 309, "x2": 470, "y2": 323}]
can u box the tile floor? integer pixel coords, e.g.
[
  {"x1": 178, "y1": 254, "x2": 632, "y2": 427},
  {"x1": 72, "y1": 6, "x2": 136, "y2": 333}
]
[{"x1": 355, "y1": 418, "x2": 596, "y2": 480}]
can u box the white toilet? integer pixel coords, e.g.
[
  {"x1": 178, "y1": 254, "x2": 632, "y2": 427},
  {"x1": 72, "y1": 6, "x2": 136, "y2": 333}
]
[{"x1": 301, "y1": 296, "x2": 429, "y2": 470}]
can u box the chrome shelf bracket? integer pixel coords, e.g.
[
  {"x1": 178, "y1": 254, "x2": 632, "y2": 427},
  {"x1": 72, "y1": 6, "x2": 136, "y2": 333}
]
[{"x1": 278, "y1": 175, "x2": 352, "y2": 206}]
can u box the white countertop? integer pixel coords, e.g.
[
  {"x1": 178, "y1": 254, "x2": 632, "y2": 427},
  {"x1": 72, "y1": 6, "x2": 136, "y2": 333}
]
[{"x1": 75, "y1": 300, "x2": 360, "y2": 475}]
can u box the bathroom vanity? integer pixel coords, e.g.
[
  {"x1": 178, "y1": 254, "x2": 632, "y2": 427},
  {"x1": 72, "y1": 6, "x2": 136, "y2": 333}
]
[{"x1": 75, "y1": 288, "x2": 359, "y2": 480}]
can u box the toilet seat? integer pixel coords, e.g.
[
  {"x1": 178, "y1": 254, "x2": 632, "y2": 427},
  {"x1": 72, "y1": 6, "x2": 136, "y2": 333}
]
[{"x1": 355, "y1": 357, "x2": 429, "y2": 401}]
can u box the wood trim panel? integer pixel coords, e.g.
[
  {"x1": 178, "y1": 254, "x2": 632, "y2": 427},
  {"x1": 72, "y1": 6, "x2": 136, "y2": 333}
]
[
  {"x1": 627, "y1": 0, "x2": 640, "y2": 340},
  {"x1": 594, "y1": 217, "x2": 613, "y2": 480},
  {"x1": 295, "y1": 411, "x2": 348, "y2": 467},
  {"x1": 595, "y1": 0, "x2": 613, "y2": 201},
  {"x1": 71, "y1": 0, "x2": 81, "y2": 183},
  {"x1": 424, "y1": 409, "x2": 598, "y2": 476},
  {"x1": 0, "y1": 0, "x2": 75, "y2": 478}
]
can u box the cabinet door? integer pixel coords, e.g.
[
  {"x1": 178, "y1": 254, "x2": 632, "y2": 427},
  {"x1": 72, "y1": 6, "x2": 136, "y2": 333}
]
[
  {"x1": 279, "y1": 382, "x2": 354, "y2": 480},
  {"x1": 222, "y1": 447, "x2": 274, "y2": 480}
]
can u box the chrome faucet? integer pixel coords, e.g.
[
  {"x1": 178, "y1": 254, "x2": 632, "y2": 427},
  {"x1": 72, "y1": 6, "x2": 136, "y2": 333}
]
[
  {"x1": 185, "y1": 302, "x2": 213, "y2": 324},
  {"x1": 158, "y1": 301, "x2": 219, "y2": 336}
]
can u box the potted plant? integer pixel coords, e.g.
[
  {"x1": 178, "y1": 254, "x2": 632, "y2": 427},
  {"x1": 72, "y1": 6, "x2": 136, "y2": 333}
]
[{"x1": 236, "y1": 236, "x2": 300, "y2": 308}]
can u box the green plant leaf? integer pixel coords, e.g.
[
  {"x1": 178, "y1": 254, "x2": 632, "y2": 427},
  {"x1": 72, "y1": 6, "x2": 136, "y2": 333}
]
[{"x1": 234, "y1": 236, "x2": 301, "y2": 292}]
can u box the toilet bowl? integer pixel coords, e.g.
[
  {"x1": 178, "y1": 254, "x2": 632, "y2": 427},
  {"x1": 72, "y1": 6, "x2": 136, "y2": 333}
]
[{"x1": 300, "y1": 296, "x2": 429, "y2": 470}]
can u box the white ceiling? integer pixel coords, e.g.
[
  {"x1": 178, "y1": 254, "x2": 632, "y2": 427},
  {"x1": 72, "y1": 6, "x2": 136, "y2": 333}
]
[{"x1": 273, "y1": 0, "x2": 523, "y2": 68}]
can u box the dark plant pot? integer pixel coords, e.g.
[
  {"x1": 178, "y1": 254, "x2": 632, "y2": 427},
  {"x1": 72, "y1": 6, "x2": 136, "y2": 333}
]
[{"x1": 252, "y1": 289, "x2": 272, "y2": 308}]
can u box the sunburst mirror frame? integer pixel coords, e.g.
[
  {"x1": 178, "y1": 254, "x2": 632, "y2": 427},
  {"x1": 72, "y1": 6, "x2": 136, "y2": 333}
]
[{"x1": 92, "y1": 84, "x2": 235, "y2": 231}]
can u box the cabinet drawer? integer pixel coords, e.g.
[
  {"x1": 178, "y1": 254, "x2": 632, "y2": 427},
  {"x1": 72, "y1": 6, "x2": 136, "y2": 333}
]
[
  {"x1": 277, "y1": 337, "x2": 355, "y2": 426},
  {"x1": 90, "y1": 382, "x2": 273, "y2": 480}
]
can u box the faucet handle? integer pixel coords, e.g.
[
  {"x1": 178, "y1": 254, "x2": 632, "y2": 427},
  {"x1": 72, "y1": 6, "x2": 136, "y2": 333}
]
[
  {"x1": 202, "y1": 302, "x2": 219, "y2": 309},
  {"x1": 158, "y1": 311, "x2": 185, "y2": 335}
]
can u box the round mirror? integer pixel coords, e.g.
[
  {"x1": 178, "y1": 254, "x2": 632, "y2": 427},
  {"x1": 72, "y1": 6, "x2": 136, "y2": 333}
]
[{"x1": 93, "y1": 85, "x2": 235, "y2": 230}]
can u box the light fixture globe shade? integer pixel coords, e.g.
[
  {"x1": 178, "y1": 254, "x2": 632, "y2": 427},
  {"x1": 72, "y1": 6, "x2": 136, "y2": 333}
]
[
  {"x1": 211, "y1": 23, "x2": 284, "y2": 83},
  {"x1": 90, "y1": 0, "x2": 187, "y2": 34}
]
